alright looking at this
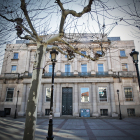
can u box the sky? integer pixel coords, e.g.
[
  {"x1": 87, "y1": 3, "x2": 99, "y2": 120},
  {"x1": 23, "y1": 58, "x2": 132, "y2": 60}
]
[{"x1": 0, "y1": 0, "x2": 140, "y2": 73}]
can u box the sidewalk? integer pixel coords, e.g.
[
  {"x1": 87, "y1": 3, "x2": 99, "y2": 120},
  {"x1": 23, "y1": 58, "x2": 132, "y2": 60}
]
[{"x1": 0, "y1": 117, "x2": 140, "y2": 140}]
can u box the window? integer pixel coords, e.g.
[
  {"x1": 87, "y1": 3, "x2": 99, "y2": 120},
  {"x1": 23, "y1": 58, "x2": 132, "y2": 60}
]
[
  {"x1": 96, "y1": 51, "x2": 102, "y2": 55},
  {"x1": 81, "y1": 51, "x2": 86, "y2": 58},
  {"x1": 98, "y1": 87, "x2": 107, "y2": 101},
  {"x1": 49, "y1": 54, "x2": 51, "y2": 58},
  {"x1": 124, "y1": 87, "x2": 133, "y2": 101},
  {"x1": 100, "y1": 109, "x2": 108, "y2": 116},
  {"x1": 81, "y1": 64, "x2": 87, "y2": 72},
  {"x1": 46, "y1": 88, "x2": 51, "y2": 101},
  {"x1": 13, "y1": 53, "x2": 18, "y2": 59},
  {"x1": 65, "y1": 64, "x2": 70, "y2": 72},
  {"x1": 98, "y1": 64, "x2": 104, "y2": 72},
  {"x1": 4, "y1": 108, "x2": 11, "y2": 115},
  {"x1": 11, "y1": 65, "x2": 17, "y2": 73},
  {"x1": 127, "y1": 109, "x2": 135, "y2": 116},
  {"x1": 45, "y1": 109, "x2": 50, "y2": 115},
  {"x1": 81, "y1": 88, "x2": 89, "y2": 102},
  {"x1": 122, "y1": 63, "x2": 128, "y2": 71},
  {"x1": 6, "y1": 88, "x2": 14, "y2": 102},
  {"x1": 120, "y1": 50, "x2": 126, "y2": 57},
  {"x1": 49, "y1": 65, "x2": 52, "y2": 73}
]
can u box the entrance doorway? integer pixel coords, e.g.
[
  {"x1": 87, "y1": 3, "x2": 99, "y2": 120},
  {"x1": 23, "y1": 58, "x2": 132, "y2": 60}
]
[{"x1": 62, "y1": 87, "x2": 72, "y2": 115}]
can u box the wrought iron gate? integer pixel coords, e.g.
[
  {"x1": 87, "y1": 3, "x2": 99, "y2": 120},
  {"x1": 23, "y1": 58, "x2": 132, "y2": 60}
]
[{"x1": 62, "y1": 87, "x2": 72, "y2": 115}]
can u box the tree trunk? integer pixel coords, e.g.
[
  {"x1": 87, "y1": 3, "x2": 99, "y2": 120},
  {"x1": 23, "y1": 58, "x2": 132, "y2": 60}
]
[{"x1": 23, "y1": 43, "x2": 46, "y2": 140}]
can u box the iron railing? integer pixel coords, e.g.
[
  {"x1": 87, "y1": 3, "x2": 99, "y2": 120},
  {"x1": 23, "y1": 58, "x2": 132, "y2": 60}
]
[
  {"x1": 78, "y1": 72, "x2": 91, "y2": 76},
  {"x1": 96, "y1": 72, "x2": 108, "y2": 76},
  {"x1": 61, "y1": 72, "x2": 74, "y2": 76},
  {"x1": 44, "y1": 72, "x2": 56, "y2": 77}
]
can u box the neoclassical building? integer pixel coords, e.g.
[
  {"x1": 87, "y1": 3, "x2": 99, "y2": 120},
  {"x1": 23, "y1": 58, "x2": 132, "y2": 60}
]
[{"x1": 0, "y1": 33, "x2": 140, "y2": 117}]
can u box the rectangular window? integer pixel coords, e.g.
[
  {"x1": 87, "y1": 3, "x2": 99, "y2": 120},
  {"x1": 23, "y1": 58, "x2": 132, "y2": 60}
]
[
  {"x1": 127, "y1": 109, "x2": 135, "y2": 116},
  {"x1": 45, "y1": 109, "x2": 50, "y2": 115},
  {"x1": 81, "y1": 51, "x2": 86, "y2": 58},
  {"x1": 11, "y1": 65, "x2": 17, "y2": 73},
  {"x1": 6, "y1": 88, "x2": 14, "y2": 102},
  {"x1": 50, "y1": 54, "x2": 51, "y2": 58},
  {"x1": 65, "y1": 64, "x2": 70, "y2": 72},
  {"x1": 49, "y1": 65, "x2": 52, "y2": 73},
  {"x1": 122, "y1": 63, "x2": 128, "y2": 71},
  {"x1": 100, "y1": 109, "x2": 108, "y2": 116},
  {"x1": 98, "y1": 87, "x2": 107, "y2": 101},
  {"x1": 46, "y1": 88, "x2": 51, "y2": 101},
  {"x1": 98, "y1": 64, "x2": 104, "y2": 72},
  {"x1": 124, "y1": 87, "x2": 133, "y2": 101},
  {"x1": 13, "y1": 53, "x2": 18, "y2": 59},
  {"x1": 81, "y1": 88, "x2": 89, "y2": 102},
  {"x1": 81, "y1": 64, "x2": 87, "y2": 72},
  {"x1": 97, "y1": 51, "x2": 102, "y2": 55},
  {"x1": 120, "y1": 50, "x2": 126, "y2": 57}
]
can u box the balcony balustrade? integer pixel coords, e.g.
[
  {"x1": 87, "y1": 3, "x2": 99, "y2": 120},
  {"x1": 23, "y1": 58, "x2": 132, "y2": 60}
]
[
  {"x1": 78, "y1": 72, "x2": 91, "y2": 76},
  {"x1": 61, "y1": 72, "x2": 74, "y2": 77},
  {"x1": 2, "y1": 71, "x2": 137, "y2": 79},
  {"x1": 96, "y1": 72, "x2": 108, "y2": 76}
]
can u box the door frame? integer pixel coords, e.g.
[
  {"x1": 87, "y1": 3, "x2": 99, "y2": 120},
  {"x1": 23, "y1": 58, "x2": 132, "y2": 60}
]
[{"x1": 62, "y1": 87, "x2": 73, "y2": 115}]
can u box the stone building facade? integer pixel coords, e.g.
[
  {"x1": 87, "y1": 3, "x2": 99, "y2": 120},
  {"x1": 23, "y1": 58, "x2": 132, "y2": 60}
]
[{"x1": 0, "y1": 34, "x2": 140, "y2": 117}]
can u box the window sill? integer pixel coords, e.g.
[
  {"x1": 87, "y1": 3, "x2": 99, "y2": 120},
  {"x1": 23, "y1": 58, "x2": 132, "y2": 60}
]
[
  {"x1": 119, "y1": 56, "x2": 128, "y2": 59},
  {"x1": 11, "y1": 59, "x2": 19, "y2": 61}
]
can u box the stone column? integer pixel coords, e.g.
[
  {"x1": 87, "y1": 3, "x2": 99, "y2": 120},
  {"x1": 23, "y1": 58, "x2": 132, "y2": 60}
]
[
  {"x1": 54, "y1": 83, "x2": 61, "y2": 117},
  {"x1": 74, "y1": 55, "x2": 78, "y2": 75},
  {"x1": 25, "y1": 50, "x2": 31, "y2": 72},
  {"x1": 56, "y1": 53, "x2": 61, "y2": 76},
  {"x1": 37, "y1": 84, "x2": 43, "y2": 116},
  {"x1": 110, "y1": 83, "x2": 118, "y2": 117},
  {"x1": 18, "y1": 84, "x2": 27, "y2": 116},
  {"x1": 73, "y1": 83, "x2": 79, "y2": 116},
  {"x1": 92, "y1": 83, "x2": 99, "y2": 117},
  {"x1": 91, "y1": 50, "x2": 95, "y2": 75},
  {"x1": 107, "y1": 49, "x2": 112, "y2": 74}
]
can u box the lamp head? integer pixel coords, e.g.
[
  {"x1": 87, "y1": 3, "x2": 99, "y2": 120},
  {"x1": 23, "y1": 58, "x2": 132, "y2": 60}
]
[
  {"x1": 130, "y1": 49, "x2": 139, "y2": 64},
  {"x1": 50, "y1": 49, "x2": 58, "y2": 62}
]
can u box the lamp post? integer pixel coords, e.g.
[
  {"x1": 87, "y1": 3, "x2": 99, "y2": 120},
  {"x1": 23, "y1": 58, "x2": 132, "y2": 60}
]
[
  {"x1": 130, "y1": 49, "x2": 140, "y2": 88},
  {"x1": 14, "y1": 90, "x2": 19, "y2": 119},
  {"x1": 117, "y1": 90, "x2": 122, "y2": 120},
  {"x1": 47, "y1": 49, "x2": 58, "y2": 140}
]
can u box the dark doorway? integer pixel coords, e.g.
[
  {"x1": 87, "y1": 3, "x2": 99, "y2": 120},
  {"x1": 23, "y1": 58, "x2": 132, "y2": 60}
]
[
  {"x1": 4, "y1": 108, "x2": 11, "y2": 115},
  {"x1": 62, "y1": 87, "x2": 72, "y2": 115}
]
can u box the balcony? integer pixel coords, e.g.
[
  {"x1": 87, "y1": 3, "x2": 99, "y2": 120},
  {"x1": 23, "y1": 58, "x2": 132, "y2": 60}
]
[
  {"x1": 61, "y1": 72, "x2": 74, "y2": 77},
  {"x1": 1, "y1": 71, "x2": 137, "y2": 79},
  {"x1": 78, "y1": 72, "x2": 91, "y2": 77},
  {"x1": 113, "y1": 71, "x2": 136, "y2": 78},
  {"x1": 96, "y1": 72, "x2": 109, "y2": 76},
  {"x1": 4, "y1": 73, "x2": 20, "y2": 78}
]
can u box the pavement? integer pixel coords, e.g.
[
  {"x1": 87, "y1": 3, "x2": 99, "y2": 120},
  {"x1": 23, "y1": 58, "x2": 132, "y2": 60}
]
[{"x1": 0, "y1": 117, "x2": 140, "y2": 140}]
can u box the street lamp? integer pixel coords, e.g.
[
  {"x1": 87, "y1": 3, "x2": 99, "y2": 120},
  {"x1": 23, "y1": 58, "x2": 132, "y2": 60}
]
[
  {"x1": 47, "y1": 49, "x2": 58, "y2": 140},
  {"x1": 117, "y1": 90, "x2": 122, "y2": 120},
  {"x1": 130, "y1": 49, "x2": 140, "y2": 88},
  {"x1": 14, "y1": 90, "x2": 19, "y2": 119}
]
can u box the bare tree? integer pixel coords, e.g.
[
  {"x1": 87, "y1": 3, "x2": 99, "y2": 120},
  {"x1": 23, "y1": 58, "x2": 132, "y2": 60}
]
[
  {"x1": 114, "y1": 0, "x2": 140, "y2": 39},
  {"x1": 0, "y1": 0, "x2": 119, "y2": 139}
]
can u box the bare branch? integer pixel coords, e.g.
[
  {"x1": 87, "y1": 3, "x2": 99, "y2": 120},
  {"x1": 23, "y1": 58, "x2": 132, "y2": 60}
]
[
  {"x1": 56, "y1": 0, "x2": 65, "y2": 11},
  {"x1": 58, "y1": 0, "x2": 93, "y2": 34},
  {"x1": 18, "y1": 35, "x2": 36, "y2": 42},
  {"x1": 20, "y1": 0, "x2": 40, "y2": 41},
  {"x1": 59, "y1": 38, "x2": 104, "y2": 61},
  {"x1": 0, "y1": 14, "x2": 15, "y2": 22}
]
